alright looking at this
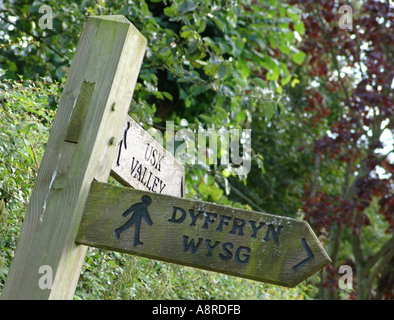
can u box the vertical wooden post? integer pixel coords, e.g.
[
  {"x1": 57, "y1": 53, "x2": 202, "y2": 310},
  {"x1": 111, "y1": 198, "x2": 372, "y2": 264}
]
[{"x1": 1, "y1": 15, "x2": 146, "y2": 300}]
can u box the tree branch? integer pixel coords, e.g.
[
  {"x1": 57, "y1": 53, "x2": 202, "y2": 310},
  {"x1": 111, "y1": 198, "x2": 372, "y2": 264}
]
[
  {"x1": 366, "y1": 233, "x2": 394, "y2": 271},
  {"x1": 0, "y1": 187, "x2": 27, "y2": 206},
  {"x1": 216, "y1": 178, "x2": 266, "y2": 213},
  {"x1": 351, "y1": 232, "x2": 365, "y2": 267},
  {"x1": 312, "y1": 5, "x2": 350, "y2": 103},
  {"x1": 326, "y1": 224, "x2": 343, "y2": 267},
  {"x1": 366, "y1": 237, "x2": 394, "y2": 296}
]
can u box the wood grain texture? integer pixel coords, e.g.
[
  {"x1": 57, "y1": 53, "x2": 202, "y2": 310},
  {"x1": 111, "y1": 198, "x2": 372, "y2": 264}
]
[
  {"x1": 111, "y1": 115, "x2": 185, "y2": 197},
  {"x1": 76, "y1": 181, "x2": 331, "y2": 287},
  {"x1": 1, "y1": 16, "x2": 146, "y2": 300},
  {"x1": 64, "y1": 80, "x2": 95, "y2": 143}
]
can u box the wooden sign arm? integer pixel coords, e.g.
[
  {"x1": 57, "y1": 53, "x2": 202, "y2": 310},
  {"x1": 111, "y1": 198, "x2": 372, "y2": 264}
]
[{"x1": 76, "y1": 181, "x2": 332, "y2": 288}]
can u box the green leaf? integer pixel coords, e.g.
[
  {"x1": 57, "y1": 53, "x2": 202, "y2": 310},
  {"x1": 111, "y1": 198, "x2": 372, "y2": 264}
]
[
  {"x1": 23, "y1": 123, "x2": 36, "y2": 135},
  {"x1": 292, "y1": 51, "x2": 306, "y2": 65},
  {"x1": 294, "y1": 22, "x2": 305, "y2": 35},
  {"x1": 164, "y1": 6, "x2": 175, "y2": 17},
  {"x1": 291, "y1": 78, "x2": 300, "y2": 87},
  {"x1": 255, "y1": 154, "x2": 264, "y2": 169},
  {"x1": 190, "y1": 84, "x2": 210, "y2": 96},
  {"x1": 253, "y1": 77, "x2": 266, "y2": 88},
  {"x1": 199, "y1": 114, "x2": 213, "y2": 124},
  {"x1": 279, "y1": 38, "x2": 291, "y2": 54},
  {"x1": 210, "y1": 184, "x2": 224, "y2": 202},
  {"x1": 198, "y1": 181, "x2": 211, "y2": 196},
  {"x1": 8, "y1": 61, "x2": 17, "y2": 72},
  {"x1": 197, "y1": 19, "x2": 207, "y2": 33},
  {"x1": 180, "y1": 29, "x2": 195, "y2": 39},
  {"x1": 281, "y1": 75, "x2": 291, "y2": 86},
  {"x1": 222, "y1": 169, "x2": 231, "y2": 178},
  {"x1": 218, "y1": 64, "x2": 227, "y2": 77},
  {"x1": 265, "y1": 101, "x2": 277, "y2": 120},
  {"x1": 236, "y1": 110, "x2": 247, "y2": 124},
  {"x1": 219, "y1": 85, "x2": 234, "y2": 97},
  {"x1": 214, "y1": 105, "x2": 228, "y2": 118},
  {"x1": 162, "y1": 91, "x2": 173, "y2": 101},
  {"x1": 178, "y1": 1, "x2": 197, "y2": 14},
  {"x1": 212, "y1": 17, "x2": 225, "y2": 32},
  {"x1": 153, "y1": 91, "x2": 164, "y2": 100}
]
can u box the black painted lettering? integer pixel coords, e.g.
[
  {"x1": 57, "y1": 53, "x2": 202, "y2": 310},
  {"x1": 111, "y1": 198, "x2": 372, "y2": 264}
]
[
  {"x1": 144, "y1": 171, "x2": 152, "y2": 189},
  {"x1": 145, "y1": 143, "x2": 152, "y2": 161},
  {"x1": 183, "y1": 236, "x2": 203, "y2": 254},
  {"x1": 250, "y1": 221, "x2": 266, "y2": 238},
  {"x1": 230, "y1": 218, "x2": 245, "y2": 236},
  {"x1": 235, "y1": 246, "x2": 251, "y2": 264},
  {"x1": 155, "y1": 153, "x2": 164, "y2": 172},
  {"x1": 168, "y1": 207, "x2": 186, "y2": 223},
  {"x1": 133, "y1": 163, "x2": 142, "y2": 180},
  {"x1": 159, "y1": 181, "x2": 166, "y2": 193},
  {"x1": 140, "y1": 166, "x2": 147, "y2": 183},
  {"x1": 202, "y1": 212, "x2": 218, "y2": 229},
  {"x1": 219, "y1": 242, "x2": 233, "y2": 261},
  {"x1": 130, "y1": 157, "x2": 139, "y2": 175},
  {"x1": 116, "y1": 140, "x2": 124, "y2": 166},
  {"x1": 151, "y1": 176, "x2": 159, "y2": 192},
  {"x1": 264, "y1": 225, "x2": 283, "y2": 243},
  {"x1": 189, "y1": 209, "x2": 203, "y2": 226},
  {"x1": 151, "y1": 148, "x2": 157, "y2": 166},
  {"x1": 205, "y1": 239, "x2": 220, "y2": 257},
  {"x1": 116, "y1": 121, "x2": 130, "y2": 166},
  {"x1": 216, "y1": 215, "x2": 231, "y2": 232}
]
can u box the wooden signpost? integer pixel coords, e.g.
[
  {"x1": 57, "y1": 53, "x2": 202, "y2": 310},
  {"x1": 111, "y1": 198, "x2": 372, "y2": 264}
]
[
  {"x1": 76, "y1": 181, "x2": 331, "y2": 287},
  {"x1": 1, "y1": 15, "x2": 147, "y2": 300},
  {"x1": 1, "y1": 15, "x2": 330, "y2": 300},
  {"x1": 110, "y1": 115, "x2": 185, "y2": 197}
]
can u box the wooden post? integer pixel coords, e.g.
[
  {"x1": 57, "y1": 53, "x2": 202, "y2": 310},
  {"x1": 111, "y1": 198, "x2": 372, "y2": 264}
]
[{"x1": 1, "y1": 16, "x2": 146, "y2": 300}]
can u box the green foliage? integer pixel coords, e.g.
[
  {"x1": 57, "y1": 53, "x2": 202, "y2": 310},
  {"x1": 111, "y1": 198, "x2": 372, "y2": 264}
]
[
  {"x1": 76, "y1": 248, "x2": 318, "y2": 300},
  {"x1": 284, "y1": 0, "x2": 394, "y2": 300},
  {"x1": 0, "y1": 0, "x2": 307, "y2": 207},
  {"x1": 0, "y1": 79, "x2": 59, "y2": 286}
]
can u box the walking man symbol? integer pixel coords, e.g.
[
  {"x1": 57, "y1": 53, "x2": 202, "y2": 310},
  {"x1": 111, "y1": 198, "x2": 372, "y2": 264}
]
[{"x1": 114, "y1": 195, "x2": 153, "y2": 246}]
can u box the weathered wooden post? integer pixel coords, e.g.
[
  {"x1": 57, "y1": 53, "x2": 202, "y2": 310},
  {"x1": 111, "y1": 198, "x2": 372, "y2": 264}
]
[{"x1": 1, "y1": 15, "x2": 146, "y2": 299}]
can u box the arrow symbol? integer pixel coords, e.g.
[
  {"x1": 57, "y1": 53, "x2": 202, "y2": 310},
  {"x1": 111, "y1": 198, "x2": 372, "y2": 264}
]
[{"x1": 293, "y1": 238, "x2": 314, "y2": 270}]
